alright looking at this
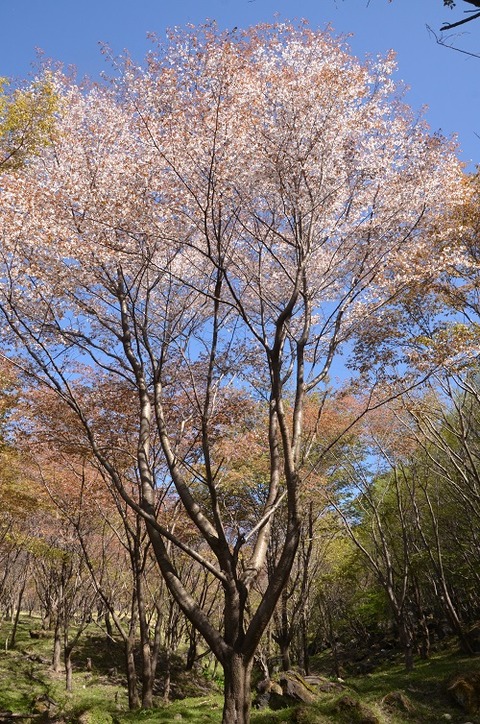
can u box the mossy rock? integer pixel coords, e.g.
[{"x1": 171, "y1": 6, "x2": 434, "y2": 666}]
[
  {"x1": 445, "y1": 671, "x2": 480, "y2": 714},
  {"x1": 381, "y1": 690, "x2": 416, "y2": 717},
  {"x1": 333, "y1": 694, "x2": 380, "y2": 724},
  {"x1": 264, "y1": 670, "x2": 317, "y2": 709},
  {"x1": 293, "y1": 704, "x2": 329, "y2": 723}
]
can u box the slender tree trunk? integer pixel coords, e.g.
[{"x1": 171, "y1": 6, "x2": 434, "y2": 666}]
[
  {"x1": 151, "y1": 610, "x2": 162, "y2": 693},
  {"x1": 136, "y1": 569, "x2": 154, "y2": 708},
  {"x1": 104, "y1": 612, "x2": 113, "y2": 639},
  {"x1": 52, "y1": 614, "x2": 62, "y2": 672},
  {"x1": 185, "y1": 626, "x2": 197, "y2": 671},
  {"x1": 65, "y1": 646, "x2": 73, "y2": 692},
  {"x1": 326, "y1": 607, "x2": 340, "y2": 679},
  {"x1": 299, "y1": 613, "x2": 309, "y2": 674},
  {"x1": 398, "y1": 618, "x2": 414, "y2": 672},
  {"x1": 163, "y1": 648, "x2": 171, "y2": 703},
  {"x1": 222, "y1": 653, "x2": 253, "y2": 724},
  {"x1": 412, "y1": 578, "x2": 430, "y2": 660},
  {"x1": 279, "y1": 639, "x2": 291, "y2": 672},
  {"x1": 415, "y1": 605, "x2": 430, "y2": 660},
  {"x1": 125, "y1": 633, "x2": 140, "y2": 710},
  {"x1": 274, "y1": 589, "x2": 292, "y2": 671},
  {"x1": 9, "y1": 575, "x2": 27, "y2": 649},
  {"x1": 440, "y1": 586, "x2": 474, "y2": 655}
]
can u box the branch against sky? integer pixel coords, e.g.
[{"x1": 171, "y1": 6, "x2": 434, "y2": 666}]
[
  {"x1": 441, "y1": 0, "x2": 480, "y2": 32},
  {"x1": 383, "y1": 0, "x2": 480, "y2": 30}
]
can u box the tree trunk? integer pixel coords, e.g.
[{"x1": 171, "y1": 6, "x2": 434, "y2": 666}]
[
  {"x1": 298, "y1": 614, "x2": 309, "y2": 674},
  {"x1": 222, "y1": 653, "x2": 253, "y2": 724},
  {"x1": 136, "y1": 571, "x2": 154, "y2": 709},
  {"x1": 104, "y1": 612, "x2": 113, "y2": 639},
  {"x1": 9, "y1": 575, "x2": 27, "y2": 649},
  {"x1": 185, "y1": 626, "x2": 197, "y2": 671},
  {"x1": 125, "y1": 634, "x2": 140, "y2": 710},
  {"x1": 279, "y1": 639, "x2": 291, "y2": 672},
  {"x1": 163, "y1": 648, "x2": 171, "y2": 703},
  {"x1": 52, "y1": 614, "x2": 62, "y2": 672},
  {"x1": 65, "y1": 646, "x2": 73, "y2": 692},
  {"x1": 140, "y1": 640, "x2": 154, "y2": 708},
  {"x1": 416, "y1": 612, "x2": 430, "y2": 660},
  {"x1": 398, "y1": 620, "x2": 414, "y2": 672}
]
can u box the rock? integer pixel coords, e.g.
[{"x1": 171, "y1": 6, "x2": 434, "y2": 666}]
[
  {"x1": 254, "y1": 678, "x2": 284, "y2": 709},
  {"x1": 293, "y1": 705, "x2": 325, "y2": 723},
  {"x1": 303, "y1": 674, "x2": 344, "y2": 693},
  {"x1": 256, "y1": 671, "x2": 318, "y2": 710},
  {"x1": 302, "y1": 675, "x2": 325, "y2": 686},
  {"x1": 334, "y1": 694, "x2": 380, "y2": 724},
  {"x1": 31, "y1": 694, "x2": 59, "y2": 717},
  {"x1": 270, "y1": 681, "x2": 283, "y2": 696},
  {"x1": 29, "y1": 630, "x2": 52, "y2": 639},
  {"x1": 278, "y1": 671, "x2": 316, "y2": 704},
  {"x1": 382, "y1": 690, "x2": 416, "y2": 717},
  {"x1": 335, "y1": 694, "x2": 358, "y2": 710},
  {"x1": 257, "y1": 678, "x2": 282, "y2": 695},
  {"x1": 445, "y1": 672, "x2": 480, "y2": 714}
]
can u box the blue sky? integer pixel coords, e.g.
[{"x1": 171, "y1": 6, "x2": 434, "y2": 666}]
[{"x1": 1, "y1": 0, "x2": 479, "y2": 167}]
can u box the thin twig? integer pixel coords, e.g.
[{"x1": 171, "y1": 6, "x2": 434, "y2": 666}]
[{"x1": 427, "y1": 24, "x2": 480, "y2": 59}]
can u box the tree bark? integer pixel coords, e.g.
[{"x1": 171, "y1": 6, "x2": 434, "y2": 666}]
[
  {"x1": 52, "y1": 614, "x2": 62, "y2": 672},
  {"x1": 398, "y1": 621, "x2": 414, "y2": 672},
  {"x1": 9, "y1": 574, "x2": 27, "y2": 649},
  {"x1": 222, "y1": 653, "x2": 253, "y2": 724},
  {"x1": 279, "y1": 639, "x2": 291, "y2": 672},
  {"x1": 136, "y1": 566, "x2": 155, "y2": 708},
  {"x1": 65, "y1": 646, "x2": 73, "y2": 692},
  {"x1": 125, "y1": 633, "x2": 140, "y2": 710},
  {"x1": 185, "y1": 626, "x2": 197, "y2": 671}
]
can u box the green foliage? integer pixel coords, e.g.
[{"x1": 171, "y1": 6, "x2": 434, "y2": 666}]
[{"x1": 0, "y1": 74, "x2": 57, "y2": 172}]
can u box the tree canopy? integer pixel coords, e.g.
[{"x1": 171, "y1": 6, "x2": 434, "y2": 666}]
[{"x1": 0, "y1": 22, "x2": 473, "y2": 723}]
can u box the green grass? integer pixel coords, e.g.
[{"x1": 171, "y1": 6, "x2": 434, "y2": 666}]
[
  {"x1": 346, "y1": 647, "x2": 480, "y2": 723},
  {"x1": 1, "y1": 616, "x2": 480, "y2": 723},
  {"x1": 119, "y1": 696, "x2": 223, "y2": 723},
  {"x1": 0, "y1": 617, "x2": 129, "y2": 717}
]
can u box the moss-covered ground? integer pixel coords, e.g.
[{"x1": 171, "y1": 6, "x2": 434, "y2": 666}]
[{"x1": 0, "y1": 617, "x2": 479, "y2": 723}]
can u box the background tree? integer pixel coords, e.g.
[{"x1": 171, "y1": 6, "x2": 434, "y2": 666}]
[{"x1": 0, "y1": 75, "x2": 57, "y2": 172}]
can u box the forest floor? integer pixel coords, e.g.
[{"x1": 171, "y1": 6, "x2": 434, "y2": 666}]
[{"x1": 0, "y1": 617, "x2": 480, "y2": 723}]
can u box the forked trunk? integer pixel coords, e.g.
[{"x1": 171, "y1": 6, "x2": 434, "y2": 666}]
[{"x1": 222, "y1": 653, "x2": 253, "y2": 724}]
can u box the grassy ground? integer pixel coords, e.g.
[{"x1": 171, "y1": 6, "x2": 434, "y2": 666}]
[{"x1": 1, "y1": 617, "x2": 479, "y2": 723}]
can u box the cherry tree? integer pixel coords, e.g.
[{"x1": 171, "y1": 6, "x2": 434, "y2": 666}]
[{"x1": 0, "y1": 22, "x2": 465, "y2": 722}]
